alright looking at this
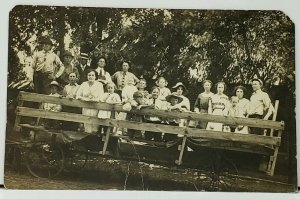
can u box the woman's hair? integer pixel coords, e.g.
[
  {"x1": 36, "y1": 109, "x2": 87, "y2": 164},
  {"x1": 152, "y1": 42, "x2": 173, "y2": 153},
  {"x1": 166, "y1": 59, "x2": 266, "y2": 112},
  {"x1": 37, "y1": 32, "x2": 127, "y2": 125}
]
[
  {"x1": 86, "y1": 69, "x2": 98, "y2": 79},
  {"x1": 202, "y1": 79, "x2": 213, "y2": 87},
  {"x1": 215, "y1": 81, "x2": 226, "y2": 91},
  {"x1": 233, "y1": 85, "x2": 246, "y2": 96}
]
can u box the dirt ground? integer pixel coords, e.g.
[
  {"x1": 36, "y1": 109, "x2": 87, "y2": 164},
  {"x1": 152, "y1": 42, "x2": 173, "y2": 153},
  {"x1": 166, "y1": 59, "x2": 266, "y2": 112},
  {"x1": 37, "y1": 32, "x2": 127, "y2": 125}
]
[{"x1": 4, "y1": 154, "x2": 297, "y2": 192}]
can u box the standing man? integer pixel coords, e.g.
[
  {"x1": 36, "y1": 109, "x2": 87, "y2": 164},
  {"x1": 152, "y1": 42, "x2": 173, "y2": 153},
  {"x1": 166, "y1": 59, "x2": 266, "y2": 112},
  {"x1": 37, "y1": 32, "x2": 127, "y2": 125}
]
[
  {"x1": 247, "y1": 78, "x2": 274, "y2": 134},
  {"x1": 31, "y1": 37, "x2": 65, "y2": 94},
  {"x1": 111, "y1": 61, "x2": 139, "y2": 96},
  {"x1": 76, "y1": 52, "x2": 90, "y2": 84}
]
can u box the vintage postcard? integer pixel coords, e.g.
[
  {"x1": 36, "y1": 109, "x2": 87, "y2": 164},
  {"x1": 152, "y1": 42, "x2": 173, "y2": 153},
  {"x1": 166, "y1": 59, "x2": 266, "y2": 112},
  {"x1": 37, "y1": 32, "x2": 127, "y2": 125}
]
[{"x1": 4, "y1": 5, "x2": 296, "y2": 192}]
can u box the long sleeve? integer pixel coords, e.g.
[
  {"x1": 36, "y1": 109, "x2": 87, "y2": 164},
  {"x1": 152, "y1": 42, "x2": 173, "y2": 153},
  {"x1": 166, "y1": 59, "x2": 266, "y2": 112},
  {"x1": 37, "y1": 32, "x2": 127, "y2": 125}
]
[
  {"x1": 76, "y1": 83, "x2": 85, "y2": 100},
  {"x1": 54, "y1": 54, "x2": 65, "y2": 78}
]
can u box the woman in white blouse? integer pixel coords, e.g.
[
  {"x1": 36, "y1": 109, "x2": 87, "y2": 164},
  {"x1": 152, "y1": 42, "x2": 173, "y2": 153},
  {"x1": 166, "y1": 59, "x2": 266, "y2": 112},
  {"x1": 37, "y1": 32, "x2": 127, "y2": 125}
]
[{"x1": 76, "y1": 69, "x2": 104, "y2": 133}]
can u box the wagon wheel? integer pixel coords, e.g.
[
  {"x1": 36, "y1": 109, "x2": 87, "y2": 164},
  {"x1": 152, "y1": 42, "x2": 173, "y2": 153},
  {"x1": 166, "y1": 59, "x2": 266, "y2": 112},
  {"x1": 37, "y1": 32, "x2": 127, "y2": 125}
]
[
  {"x1": 25, "y1": 143, "x2": 65, "y2": 178},
  {"x1": 64, "y1": 143, "x2": 89, "y2": 172},
  {"x1": 204, "y1": 151, "x2": 238, "y2": 191}
]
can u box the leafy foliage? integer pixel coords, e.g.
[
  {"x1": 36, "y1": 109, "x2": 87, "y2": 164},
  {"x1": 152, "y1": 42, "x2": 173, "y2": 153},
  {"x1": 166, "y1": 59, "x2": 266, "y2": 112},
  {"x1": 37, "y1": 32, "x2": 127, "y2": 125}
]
[{"x1": 8, "y1": 6, "x2": 295, "y2": 89}]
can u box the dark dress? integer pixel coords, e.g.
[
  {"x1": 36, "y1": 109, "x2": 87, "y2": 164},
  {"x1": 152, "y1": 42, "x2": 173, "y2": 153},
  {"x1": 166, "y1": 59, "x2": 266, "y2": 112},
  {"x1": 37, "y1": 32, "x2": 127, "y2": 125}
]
[
  {"x1": 194, "y1": 92, "x2": 214, "y2": 129},
  {"x1": 76, "y1": 64, "x2": 91, "y2": 84}
]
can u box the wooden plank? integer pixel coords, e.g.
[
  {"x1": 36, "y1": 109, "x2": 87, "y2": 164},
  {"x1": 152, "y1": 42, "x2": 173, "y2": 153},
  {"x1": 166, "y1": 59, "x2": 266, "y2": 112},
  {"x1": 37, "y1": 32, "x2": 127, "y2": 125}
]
[
  {"x1": 13, "y1": 96, "x2": 24, "y2": 132},
  {"x1": 187, "y1": 139, "x2": 274, "y2": 155},
  {"x1": 19, "y1": 91, "x2": 284, "y2": 130},
  {"x1": 17, "y1": 107, "x2": 281, "y2": 146}
]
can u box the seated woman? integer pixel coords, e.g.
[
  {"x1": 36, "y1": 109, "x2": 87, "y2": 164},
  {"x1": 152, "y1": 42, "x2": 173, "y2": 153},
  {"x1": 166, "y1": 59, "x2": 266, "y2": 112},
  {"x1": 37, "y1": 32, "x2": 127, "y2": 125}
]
[
  {"x1": 76, "y1": 69, "x2": 104, "y2": 134},
  {"x1": 172, "y1": 82, "x2": 190, "y2": 127}
]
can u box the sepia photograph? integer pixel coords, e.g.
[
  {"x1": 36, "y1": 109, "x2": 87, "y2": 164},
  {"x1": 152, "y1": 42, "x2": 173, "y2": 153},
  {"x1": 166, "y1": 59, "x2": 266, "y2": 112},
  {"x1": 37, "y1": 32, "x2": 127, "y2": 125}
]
[{"x1": 4, "y1": 5, "x2": 296, "y2": 192}]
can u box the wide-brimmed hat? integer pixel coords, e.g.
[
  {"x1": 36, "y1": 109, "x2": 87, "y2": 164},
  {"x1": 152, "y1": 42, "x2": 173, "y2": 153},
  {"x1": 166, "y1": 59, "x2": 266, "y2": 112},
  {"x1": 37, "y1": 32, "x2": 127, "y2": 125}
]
[
  {"x1": 252, "y1": 78, "x2": 263, "y2": 86},
  {"x1": 79, "y1": 53, "x2": 89, "y2": 60},
  {"x1": 166, "y1": 93, "x2": 183, "y2": 103},
  {"x1": 49, "y1": 81, "x2": 60, "y2": 87},
  {"x1": 172, "y1": 82, "x2": 188, "y2": 93},
  {"x1": 62, "y1": 51, "x2": 74, "y2": 58},
  {"x1": 40, "y1": 37, "x2": 53, "y2": 45}
]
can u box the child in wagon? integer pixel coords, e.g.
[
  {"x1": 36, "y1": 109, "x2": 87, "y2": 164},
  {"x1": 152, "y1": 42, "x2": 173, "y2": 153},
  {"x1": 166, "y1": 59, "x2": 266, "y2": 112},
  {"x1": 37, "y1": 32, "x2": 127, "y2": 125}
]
[
  {"x1": 43, "y1": 81, "x2": 62, "y2": 129},
  {"x1": 227, "y1": 96, "x2": 248, "y2": 134},
  {"x1": 98, "y1": 82, "x2": 121, "y2": 134},
  {"x1": 163, "y1": 93, "x2": 184, "y2": 142},
  {"x1": 61, "y1": 72, "x2": 81, "y2": 131},
  {"x1": 127, "y1": 91, "x2": 150, "y2": 139}
]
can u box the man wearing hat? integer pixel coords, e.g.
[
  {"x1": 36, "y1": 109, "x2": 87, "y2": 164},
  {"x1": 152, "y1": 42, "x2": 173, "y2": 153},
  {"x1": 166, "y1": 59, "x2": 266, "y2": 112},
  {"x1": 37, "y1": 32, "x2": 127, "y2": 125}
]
[
  {"x1": 59, "y1": 51, "x2": 80, "y2": 87},
  {"x1": 76, "y1": 52, "x2": 90, "y2": 84},
  {"x1": 247, "y1": 78, "x2": 274, "y2": 134},
  {"x1": 31, "y1": 37, "x2": 65, "y2": 94}
]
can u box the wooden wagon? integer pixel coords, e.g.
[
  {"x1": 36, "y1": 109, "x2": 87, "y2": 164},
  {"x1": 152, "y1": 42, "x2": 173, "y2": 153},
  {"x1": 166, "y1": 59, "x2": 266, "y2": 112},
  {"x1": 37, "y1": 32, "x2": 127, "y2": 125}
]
[{"x1": 9, "y1": 91, "x2": 284, "y2": 178}]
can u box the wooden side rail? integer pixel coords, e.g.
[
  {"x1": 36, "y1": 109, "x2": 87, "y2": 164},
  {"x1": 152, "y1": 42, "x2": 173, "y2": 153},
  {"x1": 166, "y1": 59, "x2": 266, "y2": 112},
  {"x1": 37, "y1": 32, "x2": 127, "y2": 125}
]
[
  {"x1": 16, "y1": 107, "x2": 281, "y2": 146},
  {"x1": 14, "y1": 91, "x2": 285, "y2": 176},
  {"x1": 18, "y1": 91, "x2": 284, "y2": 130}
]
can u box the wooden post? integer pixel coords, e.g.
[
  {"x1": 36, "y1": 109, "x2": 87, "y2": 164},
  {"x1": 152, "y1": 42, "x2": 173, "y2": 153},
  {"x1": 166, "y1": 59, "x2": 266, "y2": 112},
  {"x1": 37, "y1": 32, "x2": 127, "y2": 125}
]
[
  {"x1": 102, "y1": 110, "x2": 116, "y2": 155},
  {"x1": 13, "y1": 94, "x2": 24, "y2": 132},
  {"x1": 266, "y1": 100, "x2": 280, "y2": 171},
  {"x1": 268, "y1": 130, "x2": 282, "y2": 176},
  {"x1": 270, "y1": 100, "x2": 279, "y2": 137},
  {"x1": 176, "y1": 120, "x2": 189, "y2": 165}
]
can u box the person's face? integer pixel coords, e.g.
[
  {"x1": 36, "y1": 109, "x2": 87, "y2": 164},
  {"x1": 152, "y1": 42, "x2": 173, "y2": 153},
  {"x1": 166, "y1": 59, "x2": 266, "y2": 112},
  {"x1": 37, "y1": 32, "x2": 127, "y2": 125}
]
[
  {"x1": 170, "y1": 97, "x2": 179, "y2": 106},
  {"x1": 236, "y1": 88, "x2": 244, "y2": 99},
  {"x1": 176, "y1": 86, "x2": 184, "y2": 95},
  {"x1": 87, "y1": 71, "x2": 96, "y2": 82},
  {"x1": 231, "y1": 99, "x2": 239, "y2": 107},
  {"x1": 203, "y1": 82, "x2": 212, "y2": 92},
  {"x1": 217, "y1": 83, "x2": 224, "y2": 94},
  {"x1": 158, "y1": 79, "x2": 166, "y2": 88},
  {"x1": 122, "y1": 62, "x2": 129, "y2": 72},
  {"x1": 138, "y1": 80, "x2": 146, "y2": 90},
  {"x1": 80, "y1": 58, "x2": 88, "y2": 65},
  {"x1": 98, "y1": 58, "x2": 106, "y2": 68},
  {"x1": 135, "y1": 97, "x2": 144, "y2": 105},
  {"x1": 64, "y1": 55, "x2": 73, "y2": 64},
  {"x1": 107, "y1": 85, "x2": 114, "y2": 94},
  {"x1": 50, "y1": 86, "x2": 58, "y2": 94},
  {"x1": 68, "y1": 73, "x2": 77, "y2": 83},
  {"x1": 151, "y1": 88, "x2": 159, "y2": 99},
  {"x1": 43, "y1": 44, "x2": 52, "y2": 51},
  {"x1": 252, "y1": 81, "x2": 261, "y2": 91}
]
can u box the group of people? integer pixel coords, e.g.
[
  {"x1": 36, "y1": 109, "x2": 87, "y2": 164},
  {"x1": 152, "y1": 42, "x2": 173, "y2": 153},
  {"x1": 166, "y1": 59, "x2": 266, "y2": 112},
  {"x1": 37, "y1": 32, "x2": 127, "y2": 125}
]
[{"x1": 33, "y1": 37, "x2": 274, "y2": 142}]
